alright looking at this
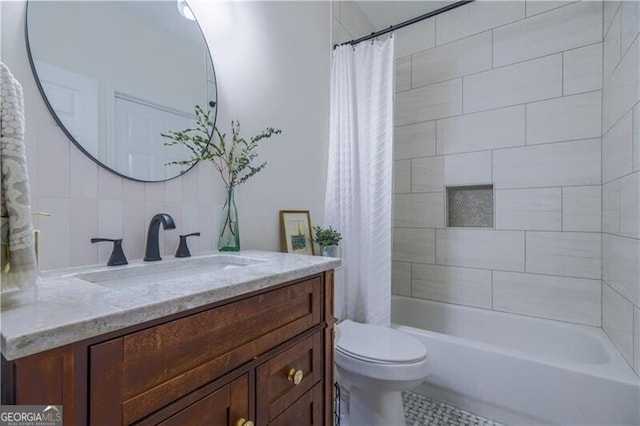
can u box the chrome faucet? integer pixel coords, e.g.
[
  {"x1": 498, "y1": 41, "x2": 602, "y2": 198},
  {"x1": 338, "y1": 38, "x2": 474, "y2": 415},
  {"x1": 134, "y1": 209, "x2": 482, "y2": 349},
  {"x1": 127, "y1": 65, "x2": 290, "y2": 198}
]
[{"x1": 144, "y1": 213, "x2": 176, "y2": 261}]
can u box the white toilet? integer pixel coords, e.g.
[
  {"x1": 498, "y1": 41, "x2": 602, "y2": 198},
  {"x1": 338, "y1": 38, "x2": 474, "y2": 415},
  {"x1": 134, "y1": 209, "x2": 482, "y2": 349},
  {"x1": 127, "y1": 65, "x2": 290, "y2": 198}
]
[{"x1": 335, "y1": 319, "x2": 429, "y2": 426}]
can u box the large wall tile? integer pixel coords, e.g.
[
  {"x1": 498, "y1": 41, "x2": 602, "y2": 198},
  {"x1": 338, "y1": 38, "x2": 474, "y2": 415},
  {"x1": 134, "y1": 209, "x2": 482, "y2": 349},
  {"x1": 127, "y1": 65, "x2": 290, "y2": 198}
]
[
  {"x1": 68, "y1": 199, "x2": 98, "y2": 267},
  {"x1": 493, "y1": 271, "x2": 601, "y2": 326},
  {"x1": 393, "y1": 228, "x2": 436, "y2": 264},
  {"x1": 603, "y1": 36, "x2": 640, "y2": 132},
  {"x1": 563, "y1": 43, "x2": 603, "y2": 96},
  {"x1": 495, "y1": 188, "x2": 561, "y2": 231},
  {"x1": 608, "y1": 235, "x2": 640, "y2": 306},
  {"x1": 603, "y1": 179, "x2": 621, "y2": 234},
  {"x1": 526, "y1": 91, "x2": 602, "y2": 145},
  {"x1": 412, "y1": 151, "x2": 492, "y2": 192},
  {"x1": 394, "y1": 193, "x2": 444, "y2": 228},
  {"x1": 603, "y1": 284, "x2": 635, "y2": 366},
  {"x1": 436, "y1": 229, "x2": 525, "y2": 271},
  {"x1": 620, "y1": 172, "x2": 640, "y2": 238},
  {"x1": 525, "y1": 1, "x2": 574, "y2": 17},
  {"x1": 392, "y1": 261, "x2": 411, "y2": 296},
  {"x1": 37, "y1": 197, "x2": 70, "y2": 270},
  {"x1": 395, "y1": 17, "x2": 435, "y2": 58},
  {"x1": 412, "y1": 31, "x2": 492, "y2": 88},
  {"x1": 435, "y1": 1, "x2": 524, "y2": 45},
  {"x1": 436, "y1": 105, "x2": 525, "y2": 155},
  {"x1": 493, "y1": 1, "x2": 602, "y2": 67},
  {"x1": 526, "y1": 231, "x2": 601, "y2": 279},
  {"x1": 394, "y1": 121, "x2": 436, "y2": 160},
  {"x1": 635, "y1": 307, "x2": 640, "y2": 374},
  {"x1": 396, "y1": 79, "x2": 462, "y2": 125},
  {"x1": 604, "y1": 6, "x2": 621, "y2": 83},
  {"x1": 38, "y1": 126, "x2": 70, "y2": 198},
  {"x1": 396, "y1": 56, "x2": 411, "y2": 92},
  {"x1": 603, "y1": 110, "x2": 633, "y2": 183},
  {"x1": 621, "y1": 1, "x2": 640, "y2": 57},
  {"x1": 412, "y1": 264, "x2": 491, "y2": 308},
  {"x1": 394, "y1": 160, "x2": 410, "y2": 194},
  {"x1": 635, "y1": 105, "x2": 640, "y2": 171},
  {"x1": 493, "y1": 138, "x2": 601, "y2": 189},
  {"x1": 69, "y1": 148, "x2": 98, "y2": 199},
  {"x1": 562, "y1": 185, "x2": 601, "y2": 232},
  {"x1": 463, "y1": 55, "x2": 562, "y2": 113}
]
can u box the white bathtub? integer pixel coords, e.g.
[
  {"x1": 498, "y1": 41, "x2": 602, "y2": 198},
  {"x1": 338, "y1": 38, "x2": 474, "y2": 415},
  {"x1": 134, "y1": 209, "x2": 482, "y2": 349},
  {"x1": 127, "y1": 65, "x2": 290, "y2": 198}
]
[{"x1": 391, "y1": 296, "x2": 640, "y2": 425}]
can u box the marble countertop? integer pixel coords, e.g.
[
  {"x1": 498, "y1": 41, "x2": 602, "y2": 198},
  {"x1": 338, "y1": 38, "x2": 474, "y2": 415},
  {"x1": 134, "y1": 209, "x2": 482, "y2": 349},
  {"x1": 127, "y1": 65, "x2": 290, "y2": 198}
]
[{"x1": 0, "y1": 251, "x2": 341, "y2": 360}]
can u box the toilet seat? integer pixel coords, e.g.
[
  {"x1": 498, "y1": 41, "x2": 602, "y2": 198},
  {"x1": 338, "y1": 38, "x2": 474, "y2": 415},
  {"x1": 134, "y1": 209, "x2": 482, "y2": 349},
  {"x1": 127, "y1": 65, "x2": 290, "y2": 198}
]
[{"x1": 335, "y1": 320, "x2": 427, "y2": 364}]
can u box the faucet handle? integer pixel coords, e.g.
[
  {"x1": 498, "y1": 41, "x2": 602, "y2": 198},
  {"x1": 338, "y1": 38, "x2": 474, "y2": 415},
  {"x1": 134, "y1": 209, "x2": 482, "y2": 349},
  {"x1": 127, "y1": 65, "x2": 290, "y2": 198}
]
[
  {"x1": 175, "y1": 232, "x2": 200, "y2": 258},
  {"x1": 91, "y1": 238, "x2": 128, "y2": 266}
]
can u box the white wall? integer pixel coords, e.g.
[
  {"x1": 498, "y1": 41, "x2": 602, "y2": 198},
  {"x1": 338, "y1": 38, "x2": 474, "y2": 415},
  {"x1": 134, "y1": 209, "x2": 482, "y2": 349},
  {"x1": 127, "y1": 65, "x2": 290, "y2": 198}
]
[
  {"x1": 601, "y1": 1, "x2": 640, "y2": 376},
  {"x1": 390, "y1": 1, "x2": 604, "y2": 327},
  {"x1": 0, "y1": 1, "x2": 330, "y2": 269}
]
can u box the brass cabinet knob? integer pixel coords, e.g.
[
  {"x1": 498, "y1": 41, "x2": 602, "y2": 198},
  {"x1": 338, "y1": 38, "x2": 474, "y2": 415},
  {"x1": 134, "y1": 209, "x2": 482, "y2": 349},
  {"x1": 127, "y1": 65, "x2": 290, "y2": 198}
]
[
  {"x1": 287, "y1": 368, "x2": 304, "y2": 385},
  {"x1": 235, "y1": 419, "x2": 254, "y2": 426}
]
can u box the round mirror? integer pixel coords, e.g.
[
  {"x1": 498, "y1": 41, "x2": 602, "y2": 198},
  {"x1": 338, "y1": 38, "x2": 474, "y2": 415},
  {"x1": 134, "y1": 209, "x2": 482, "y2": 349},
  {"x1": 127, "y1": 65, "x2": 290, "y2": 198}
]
[{"x1": 26, "y1": 0, "x2": 217, "y2": 182}]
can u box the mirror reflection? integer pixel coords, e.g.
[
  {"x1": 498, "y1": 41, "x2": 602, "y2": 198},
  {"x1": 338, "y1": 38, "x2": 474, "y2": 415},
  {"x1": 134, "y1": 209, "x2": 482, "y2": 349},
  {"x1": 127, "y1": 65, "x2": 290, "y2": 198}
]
[{"x1": 26, "y1": 0, "x2": 217, "y2": 182}]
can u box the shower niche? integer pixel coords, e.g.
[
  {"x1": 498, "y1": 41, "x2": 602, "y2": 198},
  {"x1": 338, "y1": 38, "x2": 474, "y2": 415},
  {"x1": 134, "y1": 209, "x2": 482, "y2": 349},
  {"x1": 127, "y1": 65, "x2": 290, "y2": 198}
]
[{"x1": 446, "y1": 185, "x2": 494, "y2": 228}]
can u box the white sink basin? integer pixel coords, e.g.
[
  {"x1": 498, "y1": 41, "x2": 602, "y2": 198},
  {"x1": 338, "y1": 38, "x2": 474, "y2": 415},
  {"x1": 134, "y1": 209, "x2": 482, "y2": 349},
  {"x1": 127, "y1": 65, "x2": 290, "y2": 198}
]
[{"x1": 74, "y1": 254, "x2": 264, "y2": 290}]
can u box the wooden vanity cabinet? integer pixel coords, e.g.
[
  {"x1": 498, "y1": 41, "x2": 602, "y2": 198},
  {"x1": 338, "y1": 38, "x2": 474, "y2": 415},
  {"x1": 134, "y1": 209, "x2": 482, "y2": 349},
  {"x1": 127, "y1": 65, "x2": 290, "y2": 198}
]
[{"x1": 4, "y1": 270, "x2": 335, "y2": 426}]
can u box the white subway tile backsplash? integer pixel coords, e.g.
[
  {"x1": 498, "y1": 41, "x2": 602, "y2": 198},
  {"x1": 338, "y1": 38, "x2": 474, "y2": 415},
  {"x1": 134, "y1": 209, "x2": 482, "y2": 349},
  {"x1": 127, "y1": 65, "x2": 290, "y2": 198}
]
[
  {"x1": 436, "y1": 229, "x2": 525, "y2": 271},
  {"x1": 603, "y1": 179, "x2": 621, "y2": 234},
  {"x1": 463, "y1": 55, "x2": 562, "y2": 113},
  {"x1": 68, "y1": 199, "x2": 98, "y2": 267},
  {"x1": 525, "y1": 1, "x2": 575, "y2": 17},
  {"x1": 145, "y1": 182, "x2": 165, "y2": 202},
  {"x1": 494, "y1": 1, "x2": 602, "y2": 67},
  {"x1": 493, "y1": 271, "x2": 601, "y2": 326},
  {"x1": 603, "y1": 283, "x2": 635, "y2": 366},
  {"x1": 436, "y1": 105, "x2": 525, "y2": 155},
  {"x1": 412, "y1": 151, "x2": 492, "y2": 193},
  {"x1": 38, "y1": 126, "x2": 70, "y2": 198},
  {"x1": 608, "y1": 234, "x2": 640, "y2": 306},
  {"x1": 395, "y1": 121, "x2": 436, "y2": 160},
  {"x1": 495, "y1": 188, "x2": 561, "y2": 231},
  {"x1": 526, "y1": 91, "x2": 602, "y2": 145},
  {"x1": 562, "y1": 185, "x2": 601, "y2": 232},
  {"x1": 69, "y1": 147, "x2": 97, "y2": 199},
  {"x1": 412, "y1": 264, "x2": 492, "y2": 308},
  {"x1": 603, "y1": 110, "x2": 633, "y2": 183},
  {"x1": 604, "y1": 7, "x2": 622, "y2": 83},
  {"x1": 395, "y1": 18, "x2": 436, "y2": 58},
  {"x1": 526, "y1": 231, "x2": 601, "y2": 279},
  {"x1": 98, "y1": 200, "x2": 124, "y2": 266},
  {"x1": 621, "y1": 1, "x2": 640, "y2": 56},
  {"x1": 603, "y1": 36, "x2": 640, "y2": 132},
  {"x1": 164, "y1": 178, "x2": 182, "y2": 203},
  {"x1": 394, "y1": 160, "x2": 411, "y2": 194},
  {"x1": 412, "y1": 31, "x2": 492, "y2": 88},
  {"x1": 37, "y1": 197, "x2": 70, "y2": 270},
  {"x1": 122, "y1": 200, "x2": 146, "y2": 261},
  {"x1": 392, "y1": 261, "x2": 411, "y2": 296},
  {"x1": 493, "y1": 138, "x2": 601, "y2": 189},
  {"x1": 435, "y1": 1, "x2": 525, "y2": 45},
  {"x1": 563, "y1": 43, "x2": 603, "y2": 96},
  {"x1": 396, "y1": 79, "x2": 462, "y2": 125},
  {"x1": 393, "y1": 228, "x2": 436, "y2": 264},
  {"x1": 396, "y1": 56, "x2": 411, "y2": 92},
  {"x1": 394, "y1": 193, "x2": 444, "y2": 228},
  {"x1": 122, "y1": 179, "x2": 145, "y2": 201},
  {"x1": 620, "y1": 172, "x2": 640, "y2": 238},
  {"x1": 98, "y1": 167, "x2": 123, "y2": 200}
]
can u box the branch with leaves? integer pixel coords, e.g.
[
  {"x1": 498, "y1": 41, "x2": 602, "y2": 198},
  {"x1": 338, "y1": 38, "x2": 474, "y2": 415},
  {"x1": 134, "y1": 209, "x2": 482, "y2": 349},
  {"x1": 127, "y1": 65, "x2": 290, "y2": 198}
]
[{"x1": 162, "y1": 105, "x2": 282, "y2": 189}]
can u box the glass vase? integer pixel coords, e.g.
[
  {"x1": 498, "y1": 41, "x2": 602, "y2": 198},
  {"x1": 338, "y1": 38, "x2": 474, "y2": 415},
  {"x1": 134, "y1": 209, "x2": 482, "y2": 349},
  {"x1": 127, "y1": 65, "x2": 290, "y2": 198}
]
[{"x1": 218, "y1": 187, "x2": 240, "y2": 251}]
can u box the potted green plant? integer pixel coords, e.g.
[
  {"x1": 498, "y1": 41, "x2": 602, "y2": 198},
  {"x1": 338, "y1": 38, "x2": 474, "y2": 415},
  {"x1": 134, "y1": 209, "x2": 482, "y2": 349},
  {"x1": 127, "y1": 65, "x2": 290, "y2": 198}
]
[
  {"x1": 312, "y1": 226, "x2": 342, "y2": 257},
  {"x1": 162, "y1": 105, "x2": 281, "y2": 251}
]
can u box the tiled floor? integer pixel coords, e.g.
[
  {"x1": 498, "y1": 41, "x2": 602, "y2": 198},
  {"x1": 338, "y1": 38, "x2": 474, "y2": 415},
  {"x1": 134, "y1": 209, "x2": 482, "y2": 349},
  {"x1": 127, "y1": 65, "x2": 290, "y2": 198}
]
[{"x1": 402, "y1": 391, "x2": 504, "y2": 426}]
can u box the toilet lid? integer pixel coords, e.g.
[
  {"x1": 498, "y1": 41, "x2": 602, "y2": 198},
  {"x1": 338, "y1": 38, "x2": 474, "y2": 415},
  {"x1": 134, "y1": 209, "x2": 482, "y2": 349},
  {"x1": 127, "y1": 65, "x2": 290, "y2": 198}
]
[{"x1": 335, "y1": 320, "x2": 427, "y2": 364}]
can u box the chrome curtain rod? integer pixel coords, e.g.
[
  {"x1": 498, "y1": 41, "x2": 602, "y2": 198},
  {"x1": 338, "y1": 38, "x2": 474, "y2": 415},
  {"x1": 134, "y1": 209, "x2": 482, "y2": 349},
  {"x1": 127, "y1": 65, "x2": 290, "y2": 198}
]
[{"x1": 335, "y1": 0, "x2": 475, "y2": 49}]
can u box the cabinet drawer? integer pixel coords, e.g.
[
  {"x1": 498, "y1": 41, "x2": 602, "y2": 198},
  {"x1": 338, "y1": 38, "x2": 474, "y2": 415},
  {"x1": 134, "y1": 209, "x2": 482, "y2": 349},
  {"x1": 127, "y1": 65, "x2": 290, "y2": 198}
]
[
  {"x1": 256, "y1": 332, "x2": 323, "y2": 424},
  {"x1": 269, "y1": 382, "x2": 323, "y2": 426},
  {"x1": 91, "y1": 276, "x2": 322, "y2": 424}
]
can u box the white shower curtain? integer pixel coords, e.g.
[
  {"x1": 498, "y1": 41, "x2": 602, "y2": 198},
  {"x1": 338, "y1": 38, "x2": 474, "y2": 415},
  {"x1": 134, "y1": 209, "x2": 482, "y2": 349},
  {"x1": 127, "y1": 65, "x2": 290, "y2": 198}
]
[{"x1": 324, "y1": 37, "x2": 395, "y2": 326}]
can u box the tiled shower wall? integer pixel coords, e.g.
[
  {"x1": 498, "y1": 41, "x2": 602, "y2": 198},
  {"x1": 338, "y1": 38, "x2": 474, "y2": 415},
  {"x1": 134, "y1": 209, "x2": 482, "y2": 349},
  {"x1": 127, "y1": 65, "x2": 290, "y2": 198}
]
[
  {"x1": 392, "y1": 1, "x2": 604, "y2": 327},
  {"x1": 601, "y1": 1, "x2": 640, "y2": 376}
]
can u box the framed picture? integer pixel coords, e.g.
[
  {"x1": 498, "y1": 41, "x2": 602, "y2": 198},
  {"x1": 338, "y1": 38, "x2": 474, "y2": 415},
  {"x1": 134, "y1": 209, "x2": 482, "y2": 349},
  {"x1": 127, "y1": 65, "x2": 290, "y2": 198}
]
[{"x1": 280, "y1": 210, "x2": 314, "y2": 255}]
